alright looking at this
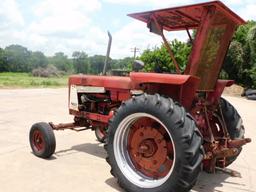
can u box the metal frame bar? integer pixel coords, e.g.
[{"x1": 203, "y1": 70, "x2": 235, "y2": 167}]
[
  {"x1": 186, "y1": 28, "x2": 193, "y2": 44},
  {"x1": 152, "y1": 15, "x2": 181, "y2": 74}
]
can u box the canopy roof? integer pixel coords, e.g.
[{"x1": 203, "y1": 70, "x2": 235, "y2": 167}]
[{"x1": 128, "y1": 1, "x2": 245, "y2": 31}]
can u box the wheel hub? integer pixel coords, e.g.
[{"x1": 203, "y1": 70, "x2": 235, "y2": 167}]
[
  {"x1": 128, "y1": 117, "x2": 174, "y2": 178},
  {"x1": 138, "y1": 139, "x2": 158, "y2": 157},
  {"x1": 33, "y1": 130, "x2": 45, "y2": 152}
]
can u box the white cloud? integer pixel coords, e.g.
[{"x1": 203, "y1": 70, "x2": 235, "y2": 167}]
[
  {"x1": 0, "y1": 0, "x2": 25, "y2": 48},
  {"x1": 34, "y1": 0, "x2": 101, "y2": 17},
  {"x1": 223, "y1": 0, "x2": 256, "y2": 5},
  {"x1": 103, "y1": 0, "x2": 194, "y2": 8},
  {"x1": 105, "y1": 0, "x2": 256, "y2": 7},
  {"x1": 111, "y1": 21, "x2": 158, "y2": 58},
  {"x1": 22, "y1": 0, "x2": 104, "y2": 56},
  {"x1": 0, "y1": 0, "x2": 106, "y2": 57},
  {"x1": 0, "y1": 0, "x2": 24, "y2": 28},
  {"x1": 109, "y1": 20, "x2": 191, "y2": 58},
  {"x1": 237, "y1": 4, "x2": 256, "y2": 20},
  {"x1": 221, "y1": 0, "x2": 256, "y2": 21},
  {"x1": 26, "y1": 26, "x2": 108, "y2": 57},
  {"x1": 29, "y1": 12, "x2": 90, "y2": 35},
  {"x1": 31, "y1": 0, "x2": 101, "y2": 35}
]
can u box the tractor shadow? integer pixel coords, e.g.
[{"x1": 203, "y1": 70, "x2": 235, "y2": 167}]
[
  {"x1": 192, "y1": 171, "x2": 235, "y2": 192},
  {"x1": 104, "y1": 170, "x2": 243, "y2": 192},
  {"x1": 105, "y1": 177, "x2": 125, "y2": 192},
  {"x1": 55, "y1": 143, "x2": 247, "y2": 192},
  {"x1": 104, "y1": 171, "x2": 246, "y2": 192},
  {"x1": 54, "y1": 141, "x2": 106, "y2": 159}
]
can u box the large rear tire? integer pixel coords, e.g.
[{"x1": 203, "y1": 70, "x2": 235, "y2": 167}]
[
  {"x1": 105, "y1": 94, "x2": 204, "y2": 192},
  {"x1": 220, "y1": 98, "x2": 245, "y2": 166}
]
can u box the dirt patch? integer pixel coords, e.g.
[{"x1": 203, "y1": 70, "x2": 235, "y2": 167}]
[{"x1": 223, "y1": 84, "x2": 244, "y2": 96}]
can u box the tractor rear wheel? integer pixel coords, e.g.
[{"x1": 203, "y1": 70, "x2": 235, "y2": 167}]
[
  {"x1": 105, "y1": 94, "x2": 204, "y2": 192},
  {"x1": 29, "y1": 122, "x2": 56, "y2": 158},
  {"x1": 220, "y1": 98, "x2": 245, "y2": 166}
]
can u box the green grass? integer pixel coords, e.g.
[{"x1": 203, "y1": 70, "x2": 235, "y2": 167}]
[{"x1": 0, "y1": 72, "x2": 68, "y2": 88}]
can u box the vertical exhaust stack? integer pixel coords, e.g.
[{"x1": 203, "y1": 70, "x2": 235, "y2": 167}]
[{"x1": 103, "y1": 31, "x2": 112, "y2": 75}]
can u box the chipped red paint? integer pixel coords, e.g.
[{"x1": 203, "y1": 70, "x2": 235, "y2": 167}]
[
  {"x1": 127, "y1": 117, "x2": 174, "y2": 178},
  {"x1": 69, "y1": 75, "x2": 132, "y2": 89}
]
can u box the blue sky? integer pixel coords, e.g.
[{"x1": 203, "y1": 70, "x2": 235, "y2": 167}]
[{"x1": 0, "y1": 0, "x2": 255, "y2": 59}]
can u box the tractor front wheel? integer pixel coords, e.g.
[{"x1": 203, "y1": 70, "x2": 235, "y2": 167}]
[
  {"x1": 29, "y1": 122, "x2": 56, "y2": 158},
  {"x1": 106, "y1": 94, "x2": 204, "y2": 192},
  {"x1": 95, "y1": 126, "x2": 107, "y2": 143}
]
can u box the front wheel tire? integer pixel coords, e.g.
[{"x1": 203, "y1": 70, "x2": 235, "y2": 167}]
[
  {"x1": 29, "y1": 122, "x2": 56, "y2": 158},
  {"x1": 106, "y1": 94, "x2": 204, "y2": 192},
  {"x1": 95, "y1": 126, "x2": 107, "y2": 143}
]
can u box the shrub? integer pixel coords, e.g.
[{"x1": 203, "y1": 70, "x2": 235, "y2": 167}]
[{"x1": 32, "y1": 65, "x2": 60, "y2": 77}]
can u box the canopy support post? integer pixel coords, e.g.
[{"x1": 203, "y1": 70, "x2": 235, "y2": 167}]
[{"x1": 152, "y1": 16, "x2": 181, "y2": 74}]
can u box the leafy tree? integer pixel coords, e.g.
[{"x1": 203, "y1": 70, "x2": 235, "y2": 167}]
[
  {"x1": 223, "y1": 41, "x2": 244, "y2": 81},
  {"x1": 246, "y1": 25, "x2": 256, "y2": 88},
  {"x1": 0, "y1": 48, "x2": 6, "y2": 72},
  {"x1": 140, "y1": 39, "x2": 191, "y2": 73},
  {"x1": 248, "y1": 67, "x2": 256, "y2": 88},
  {"x1": 4, "y1": 45, "x2": 32, "y2": 72},
  {"x1": 234, "y1": 20, "x2": 256, "y2": 46},
  {"x1": 89, "y1": 55, "x2": 106, "y2": 74},
  {"x1": 72, "y1": 51, "x2": 89, "y2": 74},
  {"x1": 222, "y1": 21, "x2": 256, "y2": 88},
  {"x1": 30, "y1": 51, "x2": 48, "y2": 70},
  {"x1": 49, "y1": 52, "x2": 73, "y2": 72},
  {"x1": 111, "y1": 57, "x2": 133, "y2": 70},
  {"x1": 248, "y1": 25, "x2": 256, "y2": 66},
  {"x1": 0, "y1": 46, "x2": 49, "y2": 73}
]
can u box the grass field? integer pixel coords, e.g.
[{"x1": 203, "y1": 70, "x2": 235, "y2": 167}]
[{"x1": 0, "y1": 72, "x2": 68, "y2": 88}]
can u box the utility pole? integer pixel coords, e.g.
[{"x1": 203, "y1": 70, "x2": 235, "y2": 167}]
[{"x1": 131, "y1": 47, "x2": 140, "y2": 59}]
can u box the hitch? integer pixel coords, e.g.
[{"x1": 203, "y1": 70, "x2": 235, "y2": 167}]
[
  {"x1": 203, "y1": 137, "x2": 252, "y2": 173},
  {"x1": 49, "y1": 122, "x2": 89, "y2": 132},
  {"x1": 228, "y1": 138, "x2": 251, "y2": 148}
]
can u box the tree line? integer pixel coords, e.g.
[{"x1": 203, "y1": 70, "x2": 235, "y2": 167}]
[{"x1": 0, "y1": 45, "x2": 133, "y2": 75}]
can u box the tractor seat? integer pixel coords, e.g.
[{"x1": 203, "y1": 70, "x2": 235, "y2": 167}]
[{"x1": 69, "y1": 75, "x2": 132, "y2": 90}]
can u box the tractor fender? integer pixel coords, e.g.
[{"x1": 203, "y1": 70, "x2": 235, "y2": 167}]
[
  {"x1": 130, "y1": 72, "x2": 200, "y2": 109},
  {"x1": 130, "y1": 72, "x2": 198, "y2": 85}
]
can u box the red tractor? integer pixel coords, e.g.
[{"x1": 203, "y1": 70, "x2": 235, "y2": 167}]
[{"x1": 29, "y1": 1, "x2": 251, "y2": 192}]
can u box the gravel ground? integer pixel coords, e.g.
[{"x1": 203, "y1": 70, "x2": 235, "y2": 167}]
[{"x1": 0, "y1": 88, "x2": 255, "y2": 192}]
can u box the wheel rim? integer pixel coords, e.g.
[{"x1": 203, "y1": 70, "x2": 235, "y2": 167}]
[
  {"x1": 114, "y1": 113, "x2": 175, "y2": 188},
  {"x1": 32, "y1": 130, "x2": 45, "y2": 152}
]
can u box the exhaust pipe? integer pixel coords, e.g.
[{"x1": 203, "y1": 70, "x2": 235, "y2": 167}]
[{"x1": 103, "y1": 31, "x2": 112, "y2": 75}]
